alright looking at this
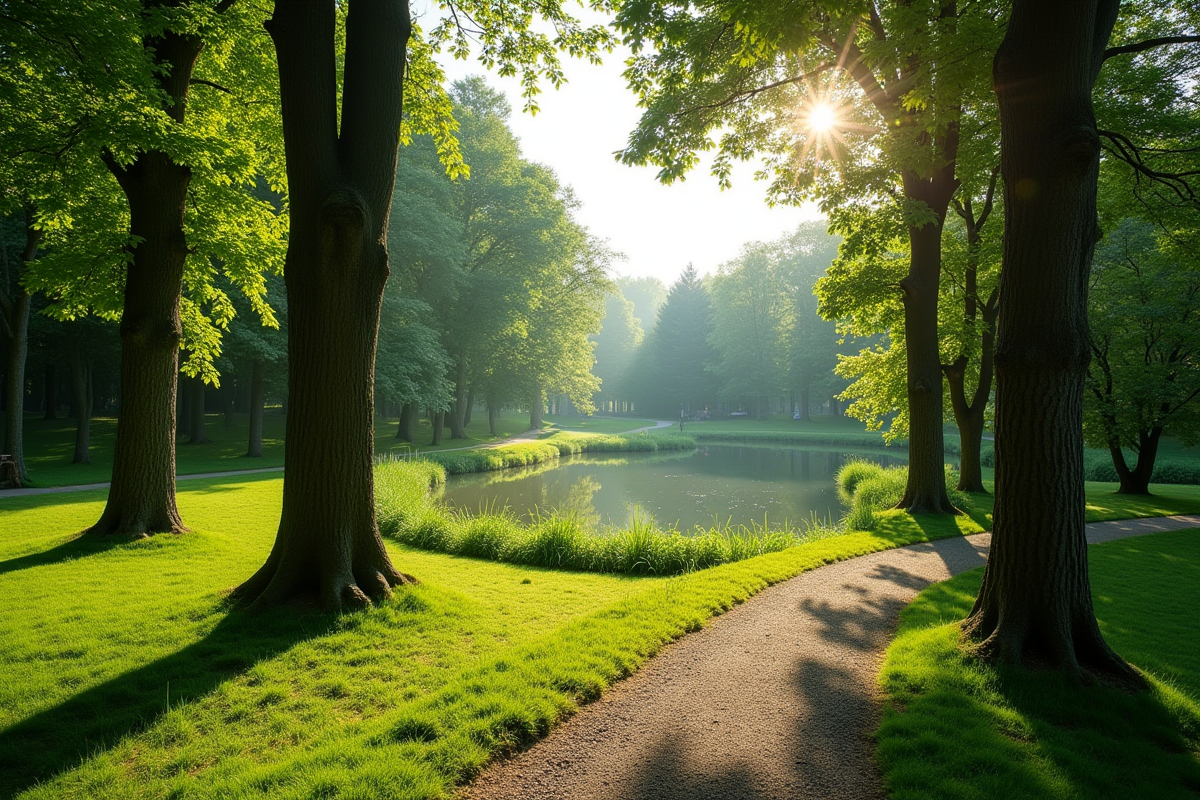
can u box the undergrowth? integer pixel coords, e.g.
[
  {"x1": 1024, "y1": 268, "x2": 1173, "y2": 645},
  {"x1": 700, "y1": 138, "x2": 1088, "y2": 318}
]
[{"x1": 836, "y1": 458, "x2": 973, "y2": 531}]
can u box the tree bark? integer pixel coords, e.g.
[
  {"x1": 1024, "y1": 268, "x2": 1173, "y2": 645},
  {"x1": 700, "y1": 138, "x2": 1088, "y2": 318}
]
[
  {"x1": 488, "y1": 400, "x2": 499, "y2": 436},
  {"x1": 246, "y1": 359, "x2": 265, "y2": 457},
  {"x1": 188, "y1": 376, "x2": 209, "y2": 444},
  {"x1": 1110, "y1": 427, "x2": 1161, "y2": 495},
  {"x1": 963, "y1": 0, "x2": 1136, "y2": 682},
  {"x1": 42, "y1": 362, "x2": 57, "y2": 420},
  {"x1": 431, "y1": 410, "x2": 444, "y2": 445},
  {"x1": 395, "y1": 401, "x2": 416, "y2": 441},
  {"x1": 898, "y1": 219, "x2": 957, "y2": 513},
  {"x1": 450, "y1": 357, "x2": 468, "y2": 438},
  {"x1": 0, "y1": 209, "x2": 38, "y2": 484},
  {"x1": 529, "y1": 384, "x2": 543, "y2": 431},
  {"x1": 232, "y1": 0, "x2": 415, "y2": 610},
  {"x1": 89, "y1": 17, "x2": 202, "y2": 536},
  {"x1": 463, "y1": 387, "x2": 474, "y2": 428},
  {"x1": 70, "y1": 349, "x2": 92, "y2": 464}
]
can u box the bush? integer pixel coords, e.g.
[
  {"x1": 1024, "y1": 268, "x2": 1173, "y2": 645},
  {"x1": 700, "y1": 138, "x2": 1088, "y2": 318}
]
[
  {"x1": 982, "y1": 444, "x2": 1200, "y2": 486},
  {"x1": 836, "y1": 460, "x2": 974, "y2": 531}
]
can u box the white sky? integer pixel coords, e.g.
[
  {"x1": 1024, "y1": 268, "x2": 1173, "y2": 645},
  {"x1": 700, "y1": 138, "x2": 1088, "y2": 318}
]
[{"x1": 436, "y1": 36, "x2": 824, "y2": 286}]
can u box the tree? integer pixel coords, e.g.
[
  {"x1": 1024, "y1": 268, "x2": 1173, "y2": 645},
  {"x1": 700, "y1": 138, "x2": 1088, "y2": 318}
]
[
  {"x1": 961, "y1": 0, "x2": 1136, "y2": 679},
  {"x1": 222, "y1": 274, "x2": 288, "y2": 458},
  {"x1": 639, "y1": 265, "x2": 720, "y2": 417},
  {"x1": 617, "y1": 0, "x2": 1002, "y2": 513},
  {"x1": 617, "y1": 276, "x2": 667, "y2": 332},
  {"x1": 0, "y1": 210, "x2": 38, "y2": 483},
  {"x1": 591, "y1": 288, "x2": 644, "y2": 413},
  {"x1": 1084, "y1": 219, "x2": 1200, "y2": 494},
  {"x1": 234, "y1": 0, "x2": 613, "y2": 610}
]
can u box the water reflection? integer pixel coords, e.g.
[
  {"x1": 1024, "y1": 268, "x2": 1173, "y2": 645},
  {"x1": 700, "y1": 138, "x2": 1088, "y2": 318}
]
[{"x1": 440, "y1": 444, "x2": 907, "y2": 533}]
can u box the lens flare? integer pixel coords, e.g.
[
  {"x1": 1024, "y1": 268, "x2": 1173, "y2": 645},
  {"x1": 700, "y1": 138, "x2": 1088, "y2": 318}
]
[{"x1": 808, "y1": 103, "x2": 836, "y2": 132}]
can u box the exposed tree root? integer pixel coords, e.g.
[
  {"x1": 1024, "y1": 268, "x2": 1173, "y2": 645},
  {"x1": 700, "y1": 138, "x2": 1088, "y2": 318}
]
[{"x1": 85, "y1": 508, "x2": 187, "y2": 538}]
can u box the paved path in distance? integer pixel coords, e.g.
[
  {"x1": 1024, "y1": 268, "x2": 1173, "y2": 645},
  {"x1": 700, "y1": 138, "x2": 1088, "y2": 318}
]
[{"x1": 464, "y1": 515, "x2": 1200, "y2": 800}]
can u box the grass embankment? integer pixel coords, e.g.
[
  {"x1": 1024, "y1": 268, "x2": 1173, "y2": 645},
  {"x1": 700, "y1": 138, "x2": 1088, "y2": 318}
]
[
  {"x1": 416, "y1": 431, "x2": 693, "y2": 476},
  {"x1": 877, "y1": 529, "x2": 1200, "y2": 800},
  {"x1": 674, "y1": 414, "x2": 926, "y2": 453},
  {"x1": 0, "y1": 475, "x2": 987, "y2": 800}
]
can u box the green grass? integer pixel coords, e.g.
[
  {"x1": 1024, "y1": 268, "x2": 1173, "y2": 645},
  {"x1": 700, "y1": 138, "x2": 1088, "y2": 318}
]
[
  {"x1": 877, "y1": 529, "x2": 1200, "y2": 800},
  {"x1": 0, "y1": 469, "x2": 1004, "y2": 800},
  {"x1": 415, "y1": 431, "x2": 695, "y2": 476},
  {"x1": 17, "y1": 412, "x2": 657, "y2": 489}
]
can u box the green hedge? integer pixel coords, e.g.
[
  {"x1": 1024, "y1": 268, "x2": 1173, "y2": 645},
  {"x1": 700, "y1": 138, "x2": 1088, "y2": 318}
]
[{"x1": 980, "y1": 443, "x2": 1200, "y2": 485}]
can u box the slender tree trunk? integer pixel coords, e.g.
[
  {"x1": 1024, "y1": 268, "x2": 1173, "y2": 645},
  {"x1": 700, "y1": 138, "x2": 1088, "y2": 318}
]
[
  {"x1": 463, "y1": 387, "x2": 474, "y2": 428},
  {"x1": 431, "y1": 410, "x2": 443, "y2": 445},
  {"x1": 89, "y1": 21, "x2": 202, "y2": 537},
  {"x1": 246, "y1": 359, "x2": 265, "y2": 458},
  {"x1": 488, "y1": 400, "x2": 499, "y2": 436},
  {"x1": 450, "y1": 358, "x2": 467, "y2": 438},
  {"x1": 1112, "y1": 427, "x2": 1160, "y2": 495},
  {"x1": 233, "y1": 0, "x2": 414, "y2": 610},
  {"x1": 800, "y1": 387, "x2": 810, "y2": 421},
  {"x1": 188, "y1": 376, "x2": 209, "y2": 444},
  {"x1": 529, "y1": 385, "x2": 543, "y2": 431},
  {"x1": 71, "y1": 350, "x2": 92, "y2": 464},
  {"x1": 42, "y1": 363, "x2": 57, "y2": 420},
  {"x1": 897, "y1": 220, "x2": 956, "y2": 513},
  {"x1": 964, "y1": 0, "x2": 1135, "y2": 682},
  {"x1": 1, "y1": 210, "x2": 38, "y2": 484}
]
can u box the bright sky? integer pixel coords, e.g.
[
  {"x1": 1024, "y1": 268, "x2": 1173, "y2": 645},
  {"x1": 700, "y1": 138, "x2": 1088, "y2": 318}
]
[{"x1": 436, "y1": 35, "x2": 824, "y2": 286}]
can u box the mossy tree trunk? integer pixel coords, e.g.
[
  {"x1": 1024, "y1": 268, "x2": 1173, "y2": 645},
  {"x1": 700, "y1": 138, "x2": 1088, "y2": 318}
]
[
  {"x1": 963, "y1": 0, "x2": 1137, "y2": 683},
  {"x1": 233, "y1": 0, "x2": 415, "y2": 611}
]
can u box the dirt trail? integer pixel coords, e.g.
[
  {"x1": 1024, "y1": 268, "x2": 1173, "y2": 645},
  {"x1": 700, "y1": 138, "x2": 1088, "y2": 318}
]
[{"x1": 464, "y1": 515, "x2": 1200, "y2": 800}]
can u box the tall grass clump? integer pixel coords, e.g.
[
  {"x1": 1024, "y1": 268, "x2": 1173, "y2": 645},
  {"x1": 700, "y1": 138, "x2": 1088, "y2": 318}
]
[
  {"x1": 837, "y1": 460, "x2": 973, "y2": 531},
  {"x1": 374, "y1": 461, "x2": 837, "y2": 576}
]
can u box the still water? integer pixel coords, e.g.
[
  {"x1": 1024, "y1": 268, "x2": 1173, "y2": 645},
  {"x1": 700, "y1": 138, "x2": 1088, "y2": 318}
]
[{"x1": 439, "y1": 444, "x2": 908, "y2": 532}]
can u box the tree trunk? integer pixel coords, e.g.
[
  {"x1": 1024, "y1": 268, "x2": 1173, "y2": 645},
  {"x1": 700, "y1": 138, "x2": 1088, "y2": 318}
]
[
  {"x1": 1111, "y1": 427, "x2": 1160, "y2": 495},
  {"x1": 897, "y1": 221, "x2": 956, "y2": 513},
  {"x1": 188, "y1": 376, "x2": 209, "y2": 444},
  {"x1": 944, "y1": 353, "x2": 990, "y2": 494},
  {"x1": 246, "y1": 359, "x2": 265, "y2": 458},
  {"x1": 450, "y1": 358, "x2": 467, "y2": 438},
  {"x1": 463, "y1": 387, "x2": 474, "y2": 428},
  {"x1": 89, "y1": 22, "x2": 202, "y2": 537},
  {"x1": 395, "y1": 401, "x2": 416, "y2": 441},
  {"x1": 488, "y1": 400, "x2": 499, "y2": 437},
  {"x1": 42, "y1": 362, "x2": 57, "y2": 419},
  {"x1": 70, "y1": 350, "x2": 92, "y2": 464},
  {"x1": 799, "y1": 387, "x2": 810, "y2": 421},
  {"x1": 529, "y1": 385, "x2": 543, "y2": 431},
  {"x1": 232, "y1": 0, "x2": 415, "y2": 610},
  {"x1": 1, "y1": 209, "x2": 39, "y2": 484},
  {"x1": 431, "y1": 410, "x2": 443, "y2": 446},
  {"x1": 963, "y1": 0, "x2": 1136, "y2": 682}
]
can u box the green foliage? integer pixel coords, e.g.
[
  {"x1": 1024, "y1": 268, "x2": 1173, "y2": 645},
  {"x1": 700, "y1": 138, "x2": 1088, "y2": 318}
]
[
  {"x1": 877, "y1": 530, "x2": 1200, "y2": 800},
  {"x1": 836, "y1": 460, "x2": 972, "y2": 531}
]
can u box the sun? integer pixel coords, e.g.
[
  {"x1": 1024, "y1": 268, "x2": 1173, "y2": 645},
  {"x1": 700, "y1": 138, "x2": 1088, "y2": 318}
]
[{"x1": 808, "y1": 103, "x2": 837, "y2": 132}]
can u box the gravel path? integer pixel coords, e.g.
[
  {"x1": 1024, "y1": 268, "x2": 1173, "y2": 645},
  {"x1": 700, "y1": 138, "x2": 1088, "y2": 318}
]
[{"x1": 464, "y1": 514, "x2": 1200, "y2": 800}]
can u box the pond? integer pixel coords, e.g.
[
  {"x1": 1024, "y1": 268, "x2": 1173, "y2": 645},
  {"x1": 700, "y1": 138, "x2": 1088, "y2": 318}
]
[{"x1": 438, "y1": 443, "x2": 909, "y2": 532}]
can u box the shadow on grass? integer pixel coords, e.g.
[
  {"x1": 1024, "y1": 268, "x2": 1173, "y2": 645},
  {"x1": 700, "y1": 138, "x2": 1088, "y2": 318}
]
[
  {"x1": 0, "y1": 533, "x2": 124, "y2": 577},
  {"x1": 0, "y1": 604, "x2": 341, "y2": 798}
]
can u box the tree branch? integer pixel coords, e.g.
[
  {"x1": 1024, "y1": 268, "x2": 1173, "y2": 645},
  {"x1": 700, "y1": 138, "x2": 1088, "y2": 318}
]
[{"x1": 1103, "y1": 34, "x2": 1200, "y2": 61}]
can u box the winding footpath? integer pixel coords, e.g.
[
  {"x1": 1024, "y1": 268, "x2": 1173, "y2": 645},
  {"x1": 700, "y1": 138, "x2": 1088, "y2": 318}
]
[{"x1": 464, "y1": 514, "x2": 1200, "y2": 800}]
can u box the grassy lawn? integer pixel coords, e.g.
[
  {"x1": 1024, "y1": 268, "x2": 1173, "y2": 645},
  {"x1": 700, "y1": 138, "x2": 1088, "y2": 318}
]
[
  {"x1": 0, "y1": 473, "x2": 994, "y2": 800},
  {"x1": 877, "y1": 528, "x2": 1200, "y2": 800},
  {"x1": 16, "y1": 412, "x2": 656, "y2": 488}
]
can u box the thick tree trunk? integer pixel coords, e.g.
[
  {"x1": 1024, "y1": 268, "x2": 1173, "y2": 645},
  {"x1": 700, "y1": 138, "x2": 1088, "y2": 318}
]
[
  {"x1": 188, "y1": 376, "x2": 209, "y2": 444},
  {"x1": 246, "y1": 360, "x2": 265, "y2": 458},
  {"x1": 450, "y1": 358, "x2": 467, "y2": 438},
  {"x1": 529, "y1": 385, "x2": 543, "y2": 431},
  {"x1": 70, "y1": 350, "x2": 92, "y2": 464},
  {"x1": 1110, "y1": 427, "x2": 1160, "y2": 495},
  {"x1": 488, "y1": 399, "x2": 499, "y2": 436},
  {"x1": 963, "y1": 0, "x2": 1135, "y2": 682},
  {"x1": 395, "y1": 401, "x2": 416, "y2": 441},
  {"x1": 89, "y1": 22, "x2": 202, "y2": 537},
  {"x1": 898, "y1": 221, "x2": 956, "y2": 513},
  {"x1": 42, "y1": 362, "x2": 57, "y2": 419},
  {"x1": 233, "y1": 0, "x2": 414, "y2": 610}
]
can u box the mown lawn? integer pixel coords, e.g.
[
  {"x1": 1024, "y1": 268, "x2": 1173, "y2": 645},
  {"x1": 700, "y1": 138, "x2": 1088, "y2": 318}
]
[
  {"x1": 18, "y1": 412, "x2": 656, "y2": 488},
  {"x1": 877, "y1": 528, "x2": 1200, "y2": 800}
]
